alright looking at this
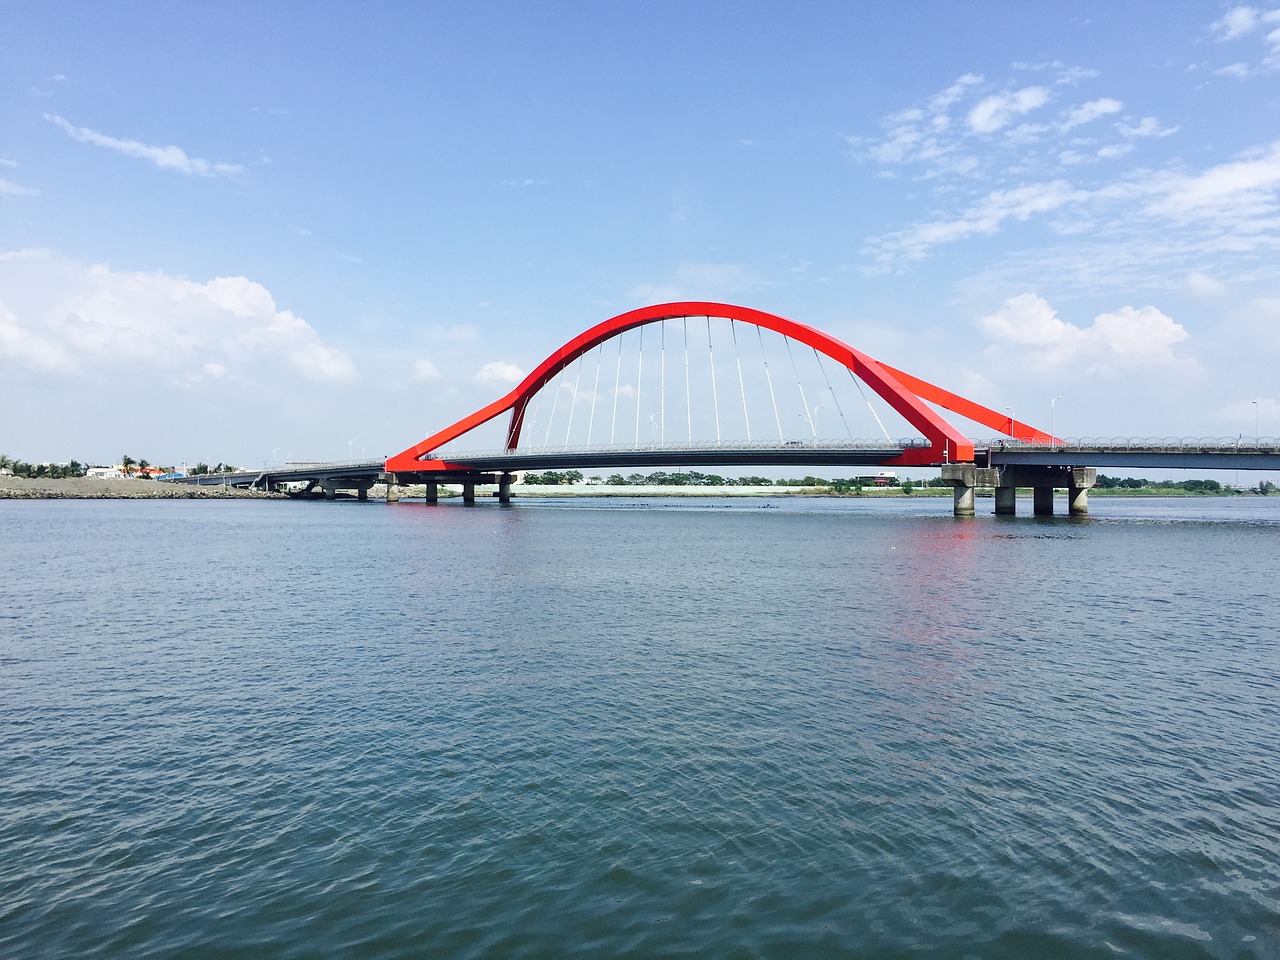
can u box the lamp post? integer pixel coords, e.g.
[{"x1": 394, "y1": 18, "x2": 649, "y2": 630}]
[
  {"x1": 1253, "y1": 399, "x2": 1260, "y2": 444},
  {"x1": 1005, "y1": 407, "x2": 1014, "y2": 439},
  {"x1": 1050, "y1": 396, "x2": 1062, "y2": 448},
  {"x1": 811, "y1": 403, "x2": 824, "y2": 439}
]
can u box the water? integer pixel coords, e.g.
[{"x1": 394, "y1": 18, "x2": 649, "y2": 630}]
[{"x1": 2, "y1": 496, "x2": 1278, "y2": 959}]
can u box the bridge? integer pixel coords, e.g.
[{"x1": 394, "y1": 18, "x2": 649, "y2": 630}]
[{"x1": 170, "y1": 302, "x2": 1279, "y2": 515}]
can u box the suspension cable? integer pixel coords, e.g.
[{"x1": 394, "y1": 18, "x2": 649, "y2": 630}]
[
  {"x1": 757, "y1": 326, "x2": 783, "y2": 441},
  {"x1": 610, "y1": 333, "x2": 623, "y2": 446},
  {"x1": 707, "y1": 316, "x2": 721, "y2": 444},
  {"x1": 683, "y1": 317, "x2": 692, "y2": 441},
  {"x1": 544, "y1": 363, "x2": 565, "y2": 446},
  {"x1": 564, "y1": 352, "x2": 583, "y2": 449},
  {"x1": 848, "y1": 365, "x2": 890, "y2": 440},
  {"x1": 814, "y1": 347, "x2": 854, "y2": 442},
  {"x1": 785, "y1": 336, "x2": 815, "y2": 438},
  {"x1": 512, "y1": 392, "x2": 536, "y2": 450},
  {"x1": 586, "y1": 341, "x2": 603, "y2": 446},
  {"x1": 634, "y1": 324, "x2": 644, "y2": 446},
  {"x1": 731, "y1": 320, "x2": 751, "y2": 442},
  {"x1": 659, "y1": 320, "x2": 666, "y2": 445}
]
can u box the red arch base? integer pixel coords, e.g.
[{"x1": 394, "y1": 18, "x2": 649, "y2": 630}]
[{"x1": 385, "y1": 302, "x2": 1054, "y2": 474}]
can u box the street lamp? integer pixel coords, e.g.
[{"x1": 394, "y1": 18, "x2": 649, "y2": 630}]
[
  {"x1": 649, "y1": 412, "x2": 661, "y2": 443},
  {"x1": 1050, "y1": 396, "x2": 1062, "y2": 447},
  {"x1": 811, "y1": 403, "x2": 824, "y2": 439},
  {"x1": 1253, "y1": 399, "x2": 1260, "y2": 444},
  {"x1": 1005, "y1": 407, "x2": 1015, "y2": 439}
]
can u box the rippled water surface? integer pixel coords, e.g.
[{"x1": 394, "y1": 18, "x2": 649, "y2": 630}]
[{"x1": 2, "y1": 496, "x2": 1278, "y2": 959}]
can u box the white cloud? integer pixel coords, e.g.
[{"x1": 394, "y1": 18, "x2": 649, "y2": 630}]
[
  {"x1": 1208, "y1": 6, "x2": 1280, "y2": 72},
  {"x1": 412, "y1": 357, "x2": 440, "y2": 381},
  {"x1": 979, "y1": 293, "x2": 1191, "y2": 371},
  {"x1": 1061, "y1": 97, "x2": 1123, "y2": 130},
  {"x1": 1215, "y1": 61, "x2": 1254, "y2": 77},
  {"x1": 1091, "y1": 306, "x2": 1190, "y2": 362},
  {"x1": 967, "y1": 86, "x2": 1050, "y2": 133},
  {"x1": 45, "y1": 114, "x2": 245, "y2": 178},
  {"x1": 1120, "y1": 116, "x2": 1179, "y2": 138},
  {"x1": 475, "y1": 360, "x2": 524, "y2": 386},
  {"x1": 1096, "y1": 143, "x2": 1134, "y2": 161},
  {"x1": 1185, "y1": 270, "x2": 1228, "y2": 298},
  {"x1": 867, "y1": 180, "x2": 1085, "y2": 264},
  {"x1": 1211, "y1": 5, "x2": 1280, "y2": 40},
  {"x1": 1142, "y1": 140, "x2": 1280, "y2": 222},
  {"x1": 0, "y1": 178, "x2": 39, "y2": 197},
  {"x1": 0, "y1": 249, "x2": 355, "y2": 382}
]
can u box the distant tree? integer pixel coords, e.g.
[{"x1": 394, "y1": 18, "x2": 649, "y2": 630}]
[
  {"x1": 137, "y1": 459, "x2": 151, "y2": 478},
  {"x1": 606, "y1": 473, "x2": 628, "y2": 485},
  {"x1": 121, "y1": 454, "x2": 136, "y2": 476},
  {"x1": 192, "y1": 463, "x2": 210, "y2": 475},
  {"x1": 901, "y1": 479, "x2": 915, "y2": 494},
  {"x1": 1259, "y1": 480, "x2": 1276, "y2": 495},
  {"x1": 522, "y1": 472, "x2": 544, "y2": 484}
]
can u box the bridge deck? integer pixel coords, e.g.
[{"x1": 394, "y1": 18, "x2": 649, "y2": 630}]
[{"x1": 159, "y1": 440, "x2": 1280, "y2": 492}]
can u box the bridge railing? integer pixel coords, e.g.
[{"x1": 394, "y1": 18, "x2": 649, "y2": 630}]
[
  {"x1": 983, "y1": 436, "x2": 1278, "y2": 451},
  {"x1": 434, "y1": 438, "x2": 933, "y2": 458}
]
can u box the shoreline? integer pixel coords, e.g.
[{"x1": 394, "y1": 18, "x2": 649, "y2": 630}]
[{"x1": 0, "y1": 476, "x2": 285, "y2": 500}]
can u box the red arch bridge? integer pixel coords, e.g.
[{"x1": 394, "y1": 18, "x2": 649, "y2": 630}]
[{"x1": 174, "y1": 302, "x2": 1280, "y2": 516}]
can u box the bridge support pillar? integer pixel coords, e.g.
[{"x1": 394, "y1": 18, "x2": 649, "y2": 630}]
[
  {"x1": 939, "y1": 464, "x2": 997, "y2": 517},
  {"x1": 424, "y1": 481, "x2": 438, "y2": 503},
  {"x1": 322, "y1": 481, "x2": 337, "y2": 501},
  {"x1": 498, "y1": 473, "x2": 512, "y2": 504},
  {"x1": 357, "y1": 486, "x2": 368, "y2": 502},
  {"x1": 1033, "y1": 486, "x2": 1054, "y2": 516},
  {"x1": 994, "y1": 485, "x2": 1017, "y2": 516},
  {"x1": 1067, "y1": 467, "x2": 1096, "y2": 517},
  {"x1": 462, "y1": 481, "x2": 476, "y2": 505},
  {"x1": 385, "y1": 474, "x2": 401, "y2": 503}
]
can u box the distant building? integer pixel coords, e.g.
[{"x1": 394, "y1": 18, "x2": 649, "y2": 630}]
[
  {"x1": 853, "y1": 471, "x2": 897, "y2": 486},
  {"x1": 86, "y1": 466, "x2": 125, "y2": 479}
]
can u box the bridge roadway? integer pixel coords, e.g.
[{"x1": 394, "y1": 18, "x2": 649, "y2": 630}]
[{"x1": 163, "y1": 439, "x2": 1280, "y2": 513}]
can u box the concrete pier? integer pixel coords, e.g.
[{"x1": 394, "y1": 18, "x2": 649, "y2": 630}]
[
  {"x1": 424, "y1": 480, "x2": 438, "y2": 503},
  {"x1": 994, "y1": 485, "x2": 1017, "y2": 516},
  {"x1": 993, "y1": 465, "x2": 1097, "y2": 517},
  {"x1": 498, "y1": 473, "x2": 513, "y2": 504},
  {"x1": 942, "y1": 463, "x2": 1096, "y2": 517},
  {"x1": 1068, "y1": 478, "x2": 1090, "y2": 516},
  {"x1": 940, "y1": 464, "x2": 998, "y2": 517},
  {"x1": 1033, "y1": 486, "x2": 1053, "y2": 516},
  {"x1": 462, "y1": 481, "x2": 476, "y2": 505}
]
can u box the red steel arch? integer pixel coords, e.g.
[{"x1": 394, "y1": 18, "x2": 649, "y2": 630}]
[{"x1": 385, "y1": 302, "x2": 1054, "y2": 473}]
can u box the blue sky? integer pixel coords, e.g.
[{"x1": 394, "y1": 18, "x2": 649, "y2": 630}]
[{"x1": 2, "y1": 1, "x2": 1279, "y2": 468}]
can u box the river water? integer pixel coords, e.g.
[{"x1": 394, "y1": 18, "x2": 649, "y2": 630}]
[{"x1": 2, "y1": 496, "x2": 1278, "y2": 959}]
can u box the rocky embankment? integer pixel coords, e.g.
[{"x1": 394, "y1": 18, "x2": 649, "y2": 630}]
[{"x1": 0, "y1": 476, "x2": 284, "y2": 499}]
